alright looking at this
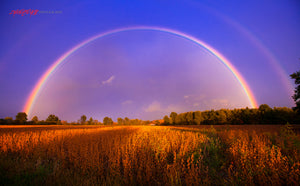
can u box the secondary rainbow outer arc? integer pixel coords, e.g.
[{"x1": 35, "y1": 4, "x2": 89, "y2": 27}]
[
  {"x1": 199, "y1": 3, "x2": 294, "y2": 96},
  {"x1": 23, "y1": 26, "x2": 258, "y2": 116}
]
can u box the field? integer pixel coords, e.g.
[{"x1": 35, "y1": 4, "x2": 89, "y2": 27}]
[{"x1": 0, "y1": 125, "x2": 299, "y2": 185}]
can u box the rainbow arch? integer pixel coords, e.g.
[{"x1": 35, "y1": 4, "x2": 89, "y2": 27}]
[{"x1": 23, "y1": 26, "x2": 258, "y2": 116}]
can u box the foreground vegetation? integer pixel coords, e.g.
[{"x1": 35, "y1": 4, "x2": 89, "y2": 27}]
[{"x1": 0, "y1": 125, "x2": 299, "y2": 185}]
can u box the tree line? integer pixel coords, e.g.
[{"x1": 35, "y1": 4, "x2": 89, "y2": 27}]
[
  {"x1": 163, "y1": 104, "x2": 299, "y2": 125},
  {"x1": 0, "y1": 113, "x2": 151, "y2": 126},
  {"x1": 0, "y1": 113, "x2": 61, "y2": 125},
  {"x1": 0, "y1": 104, "x2": 299, "y2": 126}
]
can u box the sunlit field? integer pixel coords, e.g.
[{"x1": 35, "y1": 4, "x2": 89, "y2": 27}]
[{"x1": 0, "y1": 125, "x2": 299, "y2": 185}]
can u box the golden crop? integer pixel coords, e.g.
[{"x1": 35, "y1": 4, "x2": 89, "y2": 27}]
[{"x1": 0, "y1": 125, "x2": 299, "y2": 185}]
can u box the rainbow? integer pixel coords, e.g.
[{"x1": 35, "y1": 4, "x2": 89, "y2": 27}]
[
  {"x1": 221, "y1": 15, "x2": 294, "y2": 96},
  {"x1": 23, "y1": 26, "x2": 258, "y2": 116}
]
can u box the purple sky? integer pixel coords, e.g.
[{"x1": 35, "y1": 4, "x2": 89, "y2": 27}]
[{"x1": 0, "y1": 0, "x2": 299, "y2": 121}]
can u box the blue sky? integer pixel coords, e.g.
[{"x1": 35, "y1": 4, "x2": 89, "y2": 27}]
[{"x1": 0, "y1": 0, "x2": 299, "y2": 121}]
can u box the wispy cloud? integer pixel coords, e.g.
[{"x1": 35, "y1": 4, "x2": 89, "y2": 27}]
[
  {"x1": 102, "y1": 75, "x2": 115, "y2": 85},
  {"x1": 165, "y1": 104, "x2": 184, "y2": 113},
  {"x1": 212, "y1": 99, "x2": 229, "y2": 104},
  {"x1": 145, "y1": 101, "x2": 162, "y2": 112},
  {"x1": 184, "y1": 95, "x2": 189, "y2": 99},
  {"x1": 184, "y1": 94, "x2": 206, "y2": 101},
  {"x1": 193, "y1": 103, "x2": 199, "y2": 107},
  {"x1": 145, "y1": 101, "x2": 184, "y2": 113},
  {"x1": 122, "y1": 100, "x2": 133, "y2": 105}
]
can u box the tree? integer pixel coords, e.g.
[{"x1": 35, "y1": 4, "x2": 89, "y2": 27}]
[
  {"x1": 273, "y1": 107, "x2": 294, "y2": 124},
  {"x1": 208, "y1": 110, "x2": 217, "y2": 125},
  {"x1": 259, "y1": 104, "x2": 272, "y2": 112},
  {"x1": 15, "y1": 112, "x2": 27, "y2": 123},
  {"x1": 4, "y1": 117, "x2": 13, "y2": 124},
  {"x1": 46, "y1": 114, "x2": 59, "y2": 123},
  {"x1": 216, "y1": 110, "x2": 227, "y2": 124},
  {"x1": 201, "y1": 111, "x2": 210, "y2": 124},
  {"x1": 154, "y1": 120, "x2": 160, "y2": 125},
  {"x1": 124, "y1": 117, "x2": 130, "y2": 125},
  {"x1": 80, "y1": 115, "x2": 87, "y2": 124},
  {"x1": 175, "y1": 113, "x2": 183, "y2": 125},
  {"x1": 259, "y1": 104, "x2": 272, "y2": 123},
  {"x1": 88, "y1": 117, "x2": 94, "y2": 125},
  {"x1": 240, "y1": 108, "x2": 251, "y2": 124},
  {"x1": 163, "y1": 115, "x2": 170, "y2": 125},
  {"x1": 32, "y1": 116, "x2": 38, "y2": 124},
  {"x1": 170, "y1": 112, "x2": 177, "y2": 124},
  {"x1": 193, "y1": 111, "x2": 202, "y2": 125},
  {"x1": 103, "y1": 117, "x2": 113, "y2": 125},
  {"x1": 290, "y1": 70, "x2": 300, "y2": 113},
  {"x1": 117, "y1": 118, "x2": 124, "y2": 125},
  {"x1": 185, "y1": 112, "x2": 194, "y2": 125}
]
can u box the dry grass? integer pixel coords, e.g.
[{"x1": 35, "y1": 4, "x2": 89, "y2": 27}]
[{"x1": 0, "y1": 125, "x2": 299, "y2": 185}]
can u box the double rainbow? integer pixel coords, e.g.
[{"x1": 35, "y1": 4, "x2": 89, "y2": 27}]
[{"x1": 23, "y1": 26, "x2": 258, "y2": 116}]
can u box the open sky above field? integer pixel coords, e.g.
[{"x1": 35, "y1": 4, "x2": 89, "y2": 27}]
[{"x1": 0, "y1": 0, "x2": 300, "y2": 121}]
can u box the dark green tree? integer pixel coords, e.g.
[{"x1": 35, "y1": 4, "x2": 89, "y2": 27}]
[
  {"x1": 216, "y1": 110, "x2": 227, "y2": 124},
  {"x1": 186, "y1": 112, "x2": 194, "y2": 125},
  {"x1": 290, "y1": 70, "x2": 300, "y2": 113},
  {"x1": 103, "y1": 117, "x2": 113, "y2": 125},
  {"x1": 154, "y1": 120, "x2": 161, "y2": 125},
  {"x1": 273, "y1": 107, "x2": 294, "y2": 124},
  {"x1": 163, "y1": 115, "x2": 170, "y2": 125},
  {"x1": 4, "y1": 117, "x2": 13, "y2": 124},
  {"x1": 193, "y1": 111, "x2": 202, "y2": 125},
  {"x1": 32, "y1": 116, "x2": 39, "y2": 124},
  {"x1": 259, "y1": 104, "x2": 272, "y2": 123},
  {"x1": 80, "y1": 115, "x2": 87, "y2": 124},
  {"x1": 124, "y1": 117, "x2": 130, "y2": 125},
  {"x1": 201, "y1": 111, "x2": 210, "y2": 124},
  {"x1": 170, "y1": 112, "x2": 177, "y2": 124},
  {"x1": 117, "y1": 118, "x2": 124, "y2": 125},
  {"x1": 240, "y1": 108, "x2": 251, "y2": 124},
  {"x1": 259, "y1": 104, "x2": 272, "y2": 112},
  {"x1": 88, "y1": 117, "x2": 94, "y2": 125},
  {"x1": 15, "y1": 112, "x2": 27, "y2": 123},
  {"x1": 175, "y1": 113, "x2": 184, "y2": 125},
  {"x1": 46, "y1": 114, "x2": 59, "y2": 122}
]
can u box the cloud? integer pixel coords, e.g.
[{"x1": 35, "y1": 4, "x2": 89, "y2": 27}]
[
  {"x1": 212, "y1": 99, "x2": 229, "y2": 104},
  {"x1": 184, "y1": 94, "x2": 206, "y2": 101},
  {"x1": 165, "y1": 104, "x2": 184, "y2": 113},
  {"x1": 193, "y1": 103, "x2": 199, "y2": 107},
  {"x1": 122, "y1": 100, "x2": 133, "y2": 105},
  {"x1": 208, "y1": 99, "x2": 230, "y2": 109},
  {"x1": 102, "y1": 75, "x2": 115, "y2": 85},
  {"x1": 145, "y1": 101, "x2": 162, "y2": 112},
  {"x1": 184, "y1": 95, "x2": 189, "y2": 99},
  {"x1": 145, "y1": 101, "x2": 184, "y2": 113}
]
